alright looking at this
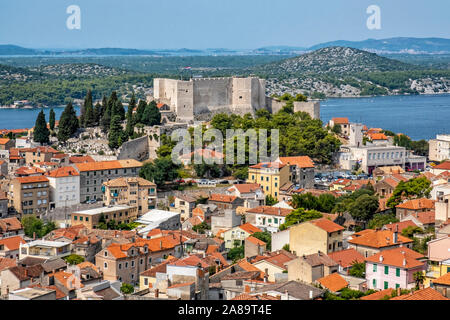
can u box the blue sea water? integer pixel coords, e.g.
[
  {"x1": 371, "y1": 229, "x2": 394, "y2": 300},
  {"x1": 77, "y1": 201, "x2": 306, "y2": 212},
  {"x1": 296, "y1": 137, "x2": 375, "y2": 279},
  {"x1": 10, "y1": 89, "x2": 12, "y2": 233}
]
[
  {"x1": 320, "y1": 94, "x2": 450, "y2": 140},
  {"x1": 0, "y1": 94, "x2": 449, "y2": 140}
]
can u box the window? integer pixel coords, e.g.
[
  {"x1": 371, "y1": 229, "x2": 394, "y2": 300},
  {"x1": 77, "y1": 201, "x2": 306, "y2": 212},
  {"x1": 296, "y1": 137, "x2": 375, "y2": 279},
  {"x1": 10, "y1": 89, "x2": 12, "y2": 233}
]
[
  {"x1": 384, "y1": 266, "x2": 389, "y2": 275},
  {"x1": 144, "y1": 278, "x2": 148, "y2": 286},
  {"x1": 79, "y1": 216, "x2": 83, "y2": 221},
  {"x1": 396, "y1": 268, "x2": 400, "y2": 277},
  {"x1": 104, "y1": 262, "x2": 108, "y2": 269},
  {"x1": 140, "y1": 259, "x2": 143, "y2": 265},
  {"x1": 104, "y1": 251, "x2": 107, "y2": 257},
  {"x1": 85, "y1": 217, "x2": 89, "y2": 222},
  {"x1": 131, "y1": 261, "x2": 135, "y2": 267},
  {"x1": 125, "y1": 262, "x2": 128, "y2": 268},
  {"x1": 74, "y1": 216, "x2": 77, "y2": 220},
  {"x1": 373, "y1": 264, "x2": 377, "y2": 272},
  {"x1": 395, "y1": 284, "x2": 400, "y2": 289},
  {"x1": 384, "y1": 281, "x2": 388, "y2": 289},
  {"x1": 372, "y1": 279, "x2": 376, "y2": 287},
  {"x1": 118, "y1": 263, "x2": 122, "y2": 269}
]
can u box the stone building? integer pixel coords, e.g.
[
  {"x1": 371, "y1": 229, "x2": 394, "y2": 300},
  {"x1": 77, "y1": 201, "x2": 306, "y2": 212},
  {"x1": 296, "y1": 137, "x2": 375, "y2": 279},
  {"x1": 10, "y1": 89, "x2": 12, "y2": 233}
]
[
  {"x1": 103, "y1": 177, "x2": 157, "y2": 216},
  {"x1": 71, "y1": 205, "x2": 138, "y2": 229},
  {"x1": 74, "y1": 159, "x2": 142, "y2": 203},
  {"x1": 10, "y1": 176, "x2": 50, "y2": 217}
]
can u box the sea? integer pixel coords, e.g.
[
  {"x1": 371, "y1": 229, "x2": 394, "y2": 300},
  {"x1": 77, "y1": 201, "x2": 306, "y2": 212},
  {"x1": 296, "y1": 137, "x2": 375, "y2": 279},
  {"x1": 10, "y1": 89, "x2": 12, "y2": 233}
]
[{"x1": 0, "y1": 94, "x2": 449, "y2": 141}]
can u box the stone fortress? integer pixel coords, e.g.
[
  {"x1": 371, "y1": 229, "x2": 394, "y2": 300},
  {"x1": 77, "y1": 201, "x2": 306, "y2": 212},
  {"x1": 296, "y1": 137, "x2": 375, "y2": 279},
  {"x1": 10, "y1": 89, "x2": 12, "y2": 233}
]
[
  {"x1": 152, "y1": 76, "x2": 320, "y2": 122},
  {"x1": 119, "y1": 76, "x2": 321, "y2": 161}
]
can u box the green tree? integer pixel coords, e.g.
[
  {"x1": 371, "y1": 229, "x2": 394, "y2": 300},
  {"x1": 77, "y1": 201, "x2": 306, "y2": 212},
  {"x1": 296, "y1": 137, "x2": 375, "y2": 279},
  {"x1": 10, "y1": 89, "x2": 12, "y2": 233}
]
[
  {"x1": 413, "y1": 271, "x2": 425, "y2": 289},
  {"x1": 348, "y1": 194, "x2": 379, "y2": 223},
  {"x1": 33, "y1": 110, "x2": 50, "y2": 145},
  {"x1": 142, "y1": 100, "x2": 161, "y2": 126},
  {"x1": 282, "y1": 244, "x2": 290, "y2": 251},
  {"x1": 58, "y1": 102, "x2": 79, "y2": 142},
  {"x1": 135, "y1": 100, "x2": 147, "y2": 124},
  {"x1": 108, "y1": 115, "x2": 125, "y2": 149},
  {"x1": 348, "y1": 261, "x2": 365, "y2": 278},
  {"x1": 332, "y1": 124, "x2": 342, "y2": 134},
  {"x1": 64, "y1": 254, "x2": 85, "y2": 265},
  {"x1": 49, "y1": 108, "x2": 56, "y2": 131},
  {"x1": 368, "y1": 213, "x2": 399, "y2": 229},
  {"x1": 265, "y1": 195, "x2": 278, "y2": 206},
  {"x1": 252, "y1": 231, "x2": 272, "y2": 251},
  {"x1": 401, "y1": 226, "x2": 424, "y2": 239},
  {"x1": 387, "y1": 177, "x2": 432, "y2": 208},
  {"x1": 120, "y1": 283, "x2": 134, "y2": 294},
  {"x1": 126, "y1": 93, "x2": 136, "y2": 137},
  {"x1": 192, "y1": 221, "x2": 210, "y2": 234},
  {"x1": 21, "y1": 215, "x2": 56, "y2": 238},
  {"x1": 83, "y1": 89, "x2": 96, "y2": 127},
  {"x1": 228, "y1": 245, "x2": 244, "y2": 263},
  {"x1": 279, "y1": 208, "x2": 323, "y2": 231},
  {"x1": 139, "y1": 157, "x2": 181, "y2": 187}
]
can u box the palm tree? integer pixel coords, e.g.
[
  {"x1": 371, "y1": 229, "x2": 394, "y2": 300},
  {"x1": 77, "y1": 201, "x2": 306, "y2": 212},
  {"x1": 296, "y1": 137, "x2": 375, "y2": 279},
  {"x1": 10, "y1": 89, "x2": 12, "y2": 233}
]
[{"x1": 413, "y1": 271, "x2": 425, "y2": 289}]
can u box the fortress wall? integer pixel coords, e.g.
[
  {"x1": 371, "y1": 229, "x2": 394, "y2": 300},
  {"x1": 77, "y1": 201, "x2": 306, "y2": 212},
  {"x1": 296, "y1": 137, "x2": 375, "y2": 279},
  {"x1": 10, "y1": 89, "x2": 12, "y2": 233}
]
[
  {"x1": 192, "y1": 78, "x2": 233, "y2": 114},
  {"x1": 118, "y1": 135, "x2": 150, "y2": 161},
  {"x1": 175, "y1": 81, "x2": 194, "y2": 122},
  {"x1": 293, "y1": 101, "x2": 321, "y2": 119}
]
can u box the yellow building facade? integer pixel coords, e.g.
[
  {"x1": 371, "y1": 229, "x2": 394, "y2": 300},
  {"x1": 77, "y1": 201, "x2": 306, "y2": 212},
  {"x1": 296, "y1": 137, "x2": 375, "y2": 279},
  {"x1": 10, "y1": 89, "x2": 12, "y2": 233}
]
[{"x1": 247, "y1": 162, "x2": 289, "y2": 199}]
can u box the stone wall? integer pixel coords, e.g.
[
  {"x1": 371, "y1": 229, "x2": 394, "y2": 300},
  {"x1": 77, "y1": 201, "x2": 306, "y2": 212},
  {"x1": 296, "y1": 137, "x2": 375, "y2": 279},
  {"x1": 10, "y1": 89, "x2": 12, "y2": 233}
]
[
  {"x1": 117, "y1": 136, "x2": 149, "y2": 161},
  {"x1": 266, "y1": 97, "x2": 321, "y2": 119}
]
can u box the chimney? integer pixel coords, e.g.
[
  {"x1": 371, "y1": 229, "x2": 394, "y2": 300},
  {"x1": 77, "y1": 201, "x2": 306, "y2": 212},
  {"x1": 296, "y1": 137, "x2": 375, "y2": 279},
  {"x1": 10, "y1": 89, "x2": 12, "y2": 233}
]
[
  {"x1": 397, "y1": 287, "x2": 401, "y2": 296},
  {"x1": 159, "y1": 240, "x2": 162, "y2": 249},
  {"x1": 155, "y1": 288, "x2": 159, "y2": 298},
  {"x1": 284, "y1": 290, "x2": 289, "y2": 300},
  {"x1": 393, "y1": 227, "x2": 398, "y2": 244},
  {"x1": 244, "y1": 285, "x2": 251, "y2": 293},
  {"x1": 33, "y1": 232, "x2": 36, "y2": 240},
  {"x1": 309, "y1": 290, "x2": 313, "y2": 300},
  {"x1": 24, "y1": 269, "x2": 28, "y2": 278},
  {"x1": 379, "y1": 255, "x2": 384, "y2": 262}
]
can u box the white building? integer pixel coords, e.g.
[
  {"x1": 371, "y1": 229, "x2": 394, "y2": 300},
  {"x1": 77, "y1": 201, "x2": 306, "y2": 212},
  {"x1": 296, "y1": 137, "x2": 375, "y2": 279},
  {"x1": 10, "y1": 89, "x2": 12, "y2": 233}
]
[
  {"x1": 429, "y1": 134, "x2": 450, "y2": 162},
  {"x1": 337, "y1": 123, "x2": 426, "y2": 175},
  {"x1": 46, "y1": 166, "x2": 80, "y2": 209},
  {"x1": 19, "y1": 240, "x2": 71, "y2": 260},
  {"x1": 135, "y1": 209, "x2": 181, "y2": 235}
]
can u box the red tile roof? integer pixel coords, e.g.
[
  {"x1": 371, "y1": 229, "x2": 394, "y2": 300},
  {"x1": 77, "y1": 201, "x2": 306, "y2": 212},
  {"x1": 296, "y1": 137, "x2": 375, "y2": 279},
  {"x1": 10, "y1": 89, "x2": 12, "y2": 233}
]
[
  {"x1": 228, "y1": 183, "x2": 262, "y2": 194},
  {"x1": 0, "y1": 257, "x2": 17, "y2": 272},
  {"x1": 360, "y1": 288, "x2": 395, "y2": 300},
  {"x1": 69, "y1": 155, "x2": 95, "y2": 164},
  {"x1": 332, "y1": 117, "x2": 349, "y2": 124},
  {"x1": 167, "y1": 282, "x2": 194, "y2": 289},
  {"x1": 310, "y1": 218, "x2": 344, "y2": 233},
  {"x1": 14, "y1": 175, "x2": 49, "y2": 184},
  {"x1": 278, "y1": 156, "x2": 314, "y2": 168},
  {"x1": 390, "y1": 287, "x2": 448, "y2": 300},
  {"x1": 47, "y1": 166, "x2": 80, "y2": 178},
  {"x1": 396, "y1": 198, "x2": 435, "y2": 210},
  {"x1": 328, "y1": 248, "x2": 365, "y2": 268},
  {"x1": 383, "y1": 221, "x2": 418, "y2": 233},
  {"x1": 246, "y1": 236, "x2": 266, "y2": 246},
  {"x1": 239, "y1": 223, "x2": 262, "y2": 234},
  {"x1": 349, "y1": 229, "x2": 413, "y2": 248},
  {"x1": 246, "y1": 206, "x2": 292, "y2": 217},
  {"x1": 316, "y1": 273, "x2": 348, "y2": 292},
  {"x1": 433, "y1": 272, "x2": 450, "y2": 286},
  {"x1": 0, "y1": 235, "x2": 26, "y2": 251},
  {"x1": 209, "y1": 194, "x2": 238, "y2": 203},
  {"x1": 15, "y1": 166, "x2": 45, "y2": 176},
  {"x1": 0, "y1": 217, "x2": 23, "y2": 233},
  {"x1": 365, "y1": 247, "x2": 425, "y2": 269},
  {"x1": 433, "y1": 161, "x2": 450, "y2": 171},
  {"x1": 249, "y1": 162, "x2": 285, "y2": 169},
  {"x1": 369, "y1": 133, "x2": 389, "y2": 141}
]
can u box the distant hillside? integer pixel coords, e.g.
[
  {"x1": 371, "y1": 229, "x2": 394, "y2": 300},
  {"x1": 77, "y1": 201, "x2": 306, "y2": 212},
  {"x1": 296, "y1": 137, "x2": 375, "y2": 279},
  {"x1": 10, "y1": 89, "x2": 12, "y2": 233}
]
[
  {"x1": 309, "y1": 37, "x2": 450, "y2": 54},
  {"x1": 254, "y1": 46, "x2": 418, "y2": 76},
  {"x1": 250, "y1": 47, "x2": 450, "y2": 98},
  {"x1": 0, "y1": 45, "x2": 44, "y2": 55}
]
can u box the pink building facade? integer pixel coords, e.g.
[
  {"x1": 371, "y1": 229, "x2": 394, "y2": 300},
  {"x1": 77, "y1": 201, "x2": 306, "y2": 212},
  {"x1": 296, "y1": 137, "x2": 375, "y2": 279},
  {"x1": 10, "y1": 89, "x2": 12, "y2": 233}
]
[{"x1": 365, "y1": 261, "x2": 427, "y2": 290}]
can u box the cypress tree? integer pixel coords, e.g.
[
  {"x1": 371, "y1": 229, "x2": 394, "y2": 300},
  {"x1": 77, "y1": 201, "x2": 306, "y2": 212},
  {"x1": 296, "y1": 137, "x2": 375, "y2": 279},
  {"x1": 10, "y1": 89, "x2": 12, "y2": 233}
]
[
  {"x1": 49, "y1": 108, "x2": 56, "y2": 131},
  {"x1": 135, "y1": 100, "x2": 147, "y2": 124},
  {"x1": 101, "y1": 98, "x2": 112, "y2": 133},
  {"x1": 83, "y1": 90, "x2": 95, "y2": 127},
  {"x1": 142, "y1": 100, "x2": 161, "y2": 126},
  {"x1": 108, "y1": 115, "x2": 124, "y2": 149},
  {"x1": 126, "y1": 93, "x2": 136, "y2": 138},
  {"x1": 58, "y1": 102, "x2": 79, "y2": 143},
  {"x1": 113, "y1": 100, "x2": 126, "y2": 121},
  {"x1": 94, "y1": 102, "x2": 102, "y2": 125},
  {"x1": 33, "y1": 110, "x2": 50, "y2": 145}
]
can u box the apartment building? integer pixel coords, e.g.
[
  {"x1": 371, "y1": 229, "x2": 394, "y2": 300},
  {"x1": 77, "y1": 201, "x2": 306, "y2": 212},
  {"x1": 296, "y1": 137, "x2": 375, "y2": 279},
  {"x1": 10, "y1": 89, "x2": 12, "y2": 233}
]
[
  {"x1": 103, "y1": 177, "x2": 156, "y2": 216},
  {"x1": 18, "y1": 146, "x2": 59, "y2": 165},
  {"x1": 247, "y1": 162, "x2": 290, "y2": 198},
  {"x1": 10, "y1": 176, "x2": 50, "y2": 217},
  {"x1": 71, "y1": 205, "x2": 138, "y2": 229},
  {"x1": 19, "y1": 240, "x2": 72, "y2": 260},
  {"x1": 429, "y1": 134, "x2": 450, "y2": 162},
  {"x1": 46, "y1": 166, "x2": 80, "y2": 209},
  {"x1": 276, "y1": 156, "x2": 315, "y2": 189},
  {"x1": 74, "y1": 159, "x2": 143, "y2": 203}
]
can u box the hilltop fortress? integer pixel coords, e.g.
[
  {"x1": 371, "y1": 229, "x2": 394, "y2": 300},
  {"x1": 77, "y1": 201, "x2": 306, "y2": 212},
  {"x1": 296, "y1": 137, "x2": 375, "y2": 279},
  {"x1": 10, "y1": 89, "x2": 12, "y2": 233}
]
[{"x1": 152, "y1": 76, "x2": 320, "y2": 122}]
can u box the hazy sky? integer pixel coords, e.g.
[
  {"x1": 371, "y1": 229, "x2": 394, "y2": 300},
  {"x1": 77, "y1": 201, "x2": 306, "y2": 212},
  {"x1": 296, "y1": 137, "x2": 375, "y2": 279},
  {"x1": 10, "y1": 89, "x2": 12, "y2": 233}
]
[{"x1": 1, "y1": 0, "x2": 449, "y2": 49}]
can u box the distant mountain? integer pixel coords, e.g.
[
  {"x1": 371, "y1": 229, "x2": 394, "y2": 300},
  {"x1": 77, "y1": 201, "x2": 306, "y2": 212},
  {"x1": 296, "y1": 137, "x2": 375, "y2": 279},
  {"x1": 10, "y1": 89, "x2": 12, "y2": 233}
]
[
  {"x1": 254, "y1": 46, "x2": 418, "y2": 76},
  {"x1": 309, "y1": 37, "x2": 450, "y2": 54},
  {"x1": 2, "y1": 37, "x2": 450, "y2": 56},
  {"x1": 0, "y1": 45, "x2": 45, "y2": 55}
]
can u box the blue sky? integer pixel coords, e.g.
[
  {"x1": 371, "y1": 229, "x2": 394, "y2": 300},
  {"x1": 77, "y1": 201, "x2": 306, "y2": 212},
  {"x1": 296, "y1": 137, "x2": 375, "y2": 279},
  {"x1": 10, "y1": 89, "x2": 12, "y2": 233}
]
[{"x1": 1, "y1": 0, "x2": 449, "y2": 49}]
